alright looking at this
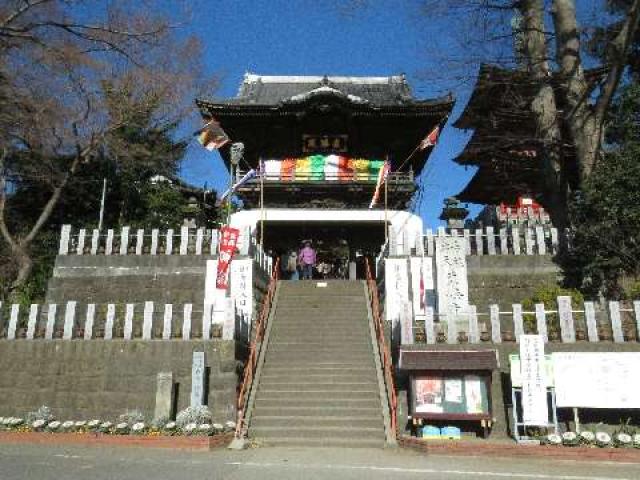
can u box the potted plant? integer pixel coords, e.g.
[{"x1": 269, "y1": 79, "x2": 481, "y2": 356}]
[
  {"x1": 436, "y1": 331, "x2": 447, "y2": 343},
  {"x1": 457, "y1": 331, "x2": 468, "y2": 343},
  {"x1": 480, "y1": 331, "x2": 491, "y2": 342},
  {"x1": 575, "y1": 328, "x2": 586, "y2": 341},
  {"x1": 414, "y1": 327, "x2": 426, "y2": 343}
]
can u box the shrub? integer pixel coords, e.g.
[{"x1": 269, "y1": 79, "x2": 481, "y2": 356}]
[
  {"x1": 175, "y1": 406, "x2": 212, "y2": 428},
  {"x1": 521, "y1": 284, "x2": 584, "y2": 334}
]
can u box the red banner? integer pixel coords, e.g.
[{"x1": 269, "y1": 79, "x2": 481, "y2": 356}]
[{"x1": 216, "y1": 226, "x2": 240, "y2": 290}]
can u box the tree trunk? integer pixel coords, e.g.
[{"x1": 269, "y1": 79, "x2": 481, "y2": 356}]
[
  {"x1": 8, "y1": 243, "x2": 33, "y2": 303},
  {"x1": 520, "y1": 0, "x2": 570, "y2": 230}
]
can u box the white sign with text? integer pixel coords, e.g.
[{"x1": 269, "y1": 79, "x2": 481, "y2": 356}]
[
  {"x1": 520, "y1": 335, "x2": 548, "y2": 425},
  {"x1": 552, "y1": 352, "x2": 640, "y2": 409}
]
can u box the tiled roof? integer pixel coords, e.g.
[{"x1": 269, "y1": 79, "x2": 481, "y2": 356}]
[{"x1": 213, "y1": 73, "x2": 421, "y2": 106}]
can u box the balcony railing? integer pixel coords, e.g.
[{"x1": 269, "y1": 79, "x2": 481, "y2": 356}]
[{"x1": 234, "y1": 170, "x2": 414, "y2": 184}]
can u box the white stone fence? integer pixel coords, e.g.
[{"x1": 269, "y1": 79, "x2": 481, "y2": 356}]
[
  {"x1": 58, "y1": 225, "x2": 253, "y2": 256},
  {"x1": 0, "y1": 301, "x2": 237, "y2": 341},
  {"x1": 410, "y1": 296, "x2": 640, "y2": 345},
  {"x1": 423, "y1": 225, "x2": 561, "y2": 257}
]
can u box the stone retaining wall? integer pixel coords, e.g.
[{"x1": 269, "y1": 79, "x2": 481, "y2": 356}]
[{"x1": 0, "y1": 340, "x2": 238, "y2": 423}]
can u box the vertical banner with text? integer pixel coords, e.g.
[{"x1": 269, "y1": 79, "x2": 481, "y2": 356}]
[
  {"x1": 520, "y1": 334, "x2": 549, "y2": 425},
  {"x1": 216, "y1": 226, "x2": 240, "y2": 290}
]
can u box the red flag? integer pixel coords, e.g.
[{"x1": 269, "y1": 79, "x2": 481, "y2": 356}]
[
  {"x1": 216, "y1": 226, "x2": 240, "y2": 289},
  {"x1": 419, "y1": 125, "x2": 440, "y2": 150},
  {"x1": 369, "y1": 161, "x2": 390, "y2": 209}
]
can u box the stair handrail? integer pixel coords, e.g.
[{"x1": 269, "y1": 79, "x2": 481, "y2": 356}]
[
  {"x1": 234, "y1": 258, "x2": 280, "y2": 440},
  {"x1": 365, "y1": 258, "x2": 398, "y2": 438}
]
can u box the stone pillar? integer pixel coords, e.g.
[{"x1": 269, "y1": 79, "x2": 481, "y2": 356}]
[
  {"x1": 135, "y1": 229, "x2": 144, "y2": 255},
  {"x1": 584, "y1": 301, "x2": 598, "y2": 343},
  {"x1": 63, "y1": 301, "x2": 76, "y2": 340},
  {"x1": 120, "y1": 226, "x2": 130, "y2": 255},
  {"x1": 90, "y1": 229, "x2": 100, "y2": 255},
  {"x1": 76, "y1": 229, "x2": 86, "y2": 255},
  {"x1": 154, "y1": 372, "x2": 175, "y2": 421},
  {"x1": 26, "y1": 304, "x2": 38, "y2": 340},
  {"x1": 45, "y1": 304, "x2": 57, "y2": 340},
  {"x1": 84, "y1": 304, "x2": 95, "y2": 340},
  {"x1": 105, "y1": 229, "x2": 114, "y2": 255},
  {"x1": 162, "y1": 304, "x2": 173, "y2": 340},
  {"x1": 8, "y1": 304, "x2": 19, "y2": 340},
  {"x1": 183, "y1": 304, "x2": 192, "y2": 340},
  {"x1": 190, "y1": 351, "x2": 206, "y2": 407},
  {"x1": 59, "y1": 225, "x2": 71, "y2": 255},
  {"x1": 490, "y1": 304, "x2": 501, "y2": 343}
]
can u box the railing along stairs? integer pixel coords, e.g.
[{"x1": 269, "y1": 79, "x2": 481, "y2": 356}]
[
  {"x1": 365, "y1": 258, "x2": 398, "y2": 440},
  {"x1": 233, "y1": 259, "x2": 280, "y2": 444}
]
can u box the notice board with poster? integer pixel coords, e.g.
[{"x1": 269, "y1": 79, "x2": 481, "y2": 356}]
[{"x1": 412, "y1": 373, "x2": 490, "y2": 417}]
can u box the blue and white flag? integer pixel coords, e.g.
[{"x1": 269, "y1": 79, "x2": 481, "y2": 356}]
[{"x1": 220, "y1": 169, "x2": 256, "y2": 201}]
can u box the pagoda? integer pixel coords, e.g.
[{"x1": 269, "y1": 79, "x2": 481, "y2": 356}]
[{"x1": 197, "y1": 74, "x2": 453, "y2": 264}]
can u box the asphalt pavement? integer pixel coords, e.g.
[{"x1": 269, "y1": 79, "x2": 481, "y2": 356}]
[{"x1": 0, "y1": 443, "x2": 638, "y2": 479}]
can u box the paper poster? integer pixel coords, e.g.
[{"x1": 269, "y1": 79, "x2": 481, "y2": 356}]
[
  {"x1": 464, "y1": 375, "x2": 483, "y2": 414},
  {"x1": 444, "y1": 378, "x2": 463, "y2": 403},
  {"x1": 415, "y1": 376, "x2": 443, "y2": 413},
  {"x1": 552, "y1": 353, "x2": 640, "y2": 409}
]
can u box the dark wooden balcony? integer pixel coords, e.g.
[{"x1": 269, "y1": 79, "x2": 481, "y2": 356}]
[{"x1": 232, "y1": 170, "x2": 416, "y2": 209}]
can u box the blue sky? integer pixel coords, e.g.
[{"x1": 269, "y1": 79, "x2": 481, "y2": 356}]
[{"x1": 178, "y1": 0, "x2": 494, "y2": 228}]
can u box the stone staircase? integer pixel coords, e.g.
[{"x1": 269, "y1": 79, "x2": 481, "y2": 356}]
[{"x1": 247, "y1": 280, "x2": 388, "y2": 447}]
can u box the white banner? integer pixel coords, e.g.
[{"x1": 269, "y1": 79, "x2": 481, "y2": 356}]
[
  {"x1": 552, "y1": 352, "x2": 640, "y2": 409},
  {"x1": 230, "y1": 259, "x2": 253, "y2": 323},
  {"x1": 385, "y1": 258, "x2": 409, "y2": 327},
  {"x1": 410, "y1": 256, "x2": 434, "y2": 317},
  {"x1": 520, "y1": 335, "x2": 548, "y2": 425}
]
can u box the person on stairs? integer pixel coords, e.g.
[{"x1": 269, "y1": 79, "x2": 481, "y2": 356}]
[{"x1": 298, "y1": 241, "x2": 316, "y2": 280}]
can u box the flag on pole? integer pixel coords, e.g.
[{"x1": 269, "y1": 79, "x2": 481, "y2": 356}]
[
  {"x1": 194, "y1": 119, "x2": 230, "y2": 151},
  {"x1": 369, "y1": 161, "x2": 390, "y2": 209},
  {"x1": 418, "y1": 125, "x2": 440, "y2": 150},
  {"x1": 219, "y1": 169, "x2": 256, "y2": 202}
]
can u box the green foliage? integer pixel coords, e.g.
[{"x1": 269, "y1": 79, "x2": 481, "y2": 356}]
[
  {"x1": 624, "y1": 280, "x2": 640, "y2": 301},
  {"x1": 522, "y1": 284, "x2": 584, "y2": 333},
  {"x1": 562, "y1": 84, "x2": 640, "y2": 297}
]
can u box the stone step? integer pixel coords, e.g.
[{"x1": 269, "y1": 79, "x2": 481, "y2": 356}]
[
  {"x1": 273, "y1": 317, "x2": 368, "y2": 324},
  {"x1": 257, "y1": 389, "x2": 378, "y2": 400},
  {"x1": 252, "y1": 436, "x2": 384, "y2": 448},
  {"x1": 266, "y1": 343, "x2": 372, "y2": 353},
  {"x1": 250, "y1": 425, "x2": 384, "y2": 440},
  {"x1": 255, "y1": 397, "x2": 382, "y2": 409},
  {"x1": 259, "y1": 373, "x2": 378, "y2": 385},
  {"x1": 252, "y1": 405, "x2": 381, "y2": 418},
  {"x1": 258, "y1": 381, "x2": 379, "y2": 393},
  {"x1": 272, "y1": 321, "x2": 369, "y2": 327},
  {"x1": 271, "y1": 323, "x2": 369, "y2": 331},
  {"x1": 261, "y1": 365, "x2": 378, "y2": 376},
  {"x1": 268, "y1": 330, "x2": 371, "y2": 340},
  {"x1": 250, "y1": 415, "x2": 382, "y2": 429},
  {"x1": 276, "y1": 306, "x2": 368, "y2": 316},
  {"x1": 265, "y1": 352, "x2": 375, "y2": 363},
  {"x1": 263, "y1": 361, "x2": 377, "y2": 371}
]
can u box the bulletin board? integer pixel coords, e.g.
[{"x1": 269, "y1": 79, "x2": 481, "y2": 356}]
[{"x1": 410, "y1": 372, "x2": 491, "y2": 419}]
